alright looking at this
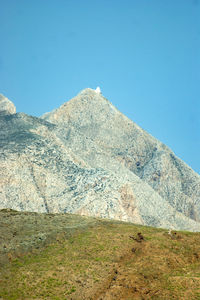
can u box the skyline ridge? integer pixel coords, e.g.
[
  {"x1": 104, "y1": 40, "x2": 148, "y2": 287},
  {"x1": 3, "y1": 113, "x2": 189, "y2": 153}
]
[{"x1": 0, "y1": 89, "x2": 199, "y2": 231}]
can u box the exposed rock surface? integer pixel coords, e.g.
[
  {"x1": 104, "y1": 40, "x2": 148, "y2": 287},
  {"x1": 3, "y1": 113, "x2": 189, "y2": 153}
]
[
  {"x1": 0, "y1": 94, "x2": 16, "y2": 115},
  {"x1": 0, "y1": 89, "x2": 200, "y2": 231}
]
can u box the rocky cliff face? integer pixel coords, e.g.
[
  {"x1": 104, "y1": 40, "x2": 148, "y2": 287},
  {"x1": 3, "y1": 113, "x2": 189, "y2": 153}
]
[{"x1": 0, "y1": 89, "x2": 200, "y2": 231}]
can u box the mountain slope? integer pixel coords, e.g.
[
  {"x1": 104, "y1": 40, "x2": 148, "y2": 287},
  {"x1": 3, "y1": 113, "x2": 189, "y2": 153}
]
[
  {"x1": 42, "y1": 88, "x2": 200, "y2": 228},
  {"x1": 0, "y1": 209, "x2": 200, "y2": 300},
  {"x1": 0, "y1": 89, "x2": 200, "y2": 231}
]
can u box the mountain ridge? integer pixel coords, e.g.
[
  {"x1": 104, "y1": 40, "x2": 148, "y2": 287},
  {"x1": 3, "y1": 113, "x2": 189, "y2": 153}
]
[{"x1": 0, "y1": 89, "x2": 199, "y2": 231}]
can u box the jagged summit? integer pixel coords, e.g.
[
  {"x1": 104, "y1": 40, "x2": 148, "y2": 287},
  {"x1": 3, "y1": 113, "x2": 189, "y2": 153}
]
[
  {"x1": 0, "y1": 94, "x2": 16, "y2": 115},
  {"x1": 0, "y1": 89, "x2": 200, "y2": 231},
  {"x1": 42, "y1": 87, "x2": 120, "y2": 127},
  {"x1": 42, "y1": 89, "x2": 200, "y2": 229}
]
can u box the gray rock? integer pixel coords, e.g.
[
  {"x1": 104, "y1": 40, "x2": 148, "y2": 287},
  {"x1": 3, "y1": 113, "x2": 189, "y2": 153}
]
[
  {"x1": 0, "y1": 89, "x2": 200, "y2": 231},
  {"x1": 0, "y1": 94, "x2": 16, "y2": 115},
  {"x1": 42, "y1": 89, "x2": 200, "y2": 224}
]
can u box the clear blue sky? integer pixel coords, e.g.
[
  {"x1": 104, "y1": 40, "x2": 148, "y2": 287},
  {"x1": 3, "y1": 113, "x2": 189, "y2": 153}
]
[{"x1": 0, "y1": 0, "x2": 200, "y2": 174}]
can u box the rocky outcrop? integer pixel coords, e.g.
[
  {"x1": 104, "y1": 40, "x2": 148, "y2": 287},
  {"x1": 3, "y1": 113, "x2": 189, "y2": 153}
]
[
  {"x1": 0, "y1": 94, "x2": 16, "y2": 115},
  {"x1": 0, "y1": 89, "x2": 200, "y2": 231}
]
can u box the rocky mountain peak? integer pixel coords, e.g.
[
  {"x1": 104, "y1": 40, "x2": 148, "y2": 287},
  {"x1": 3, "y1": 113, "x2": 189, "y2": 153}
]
[
  {"x1": 0, "y1": 89, "x2": 200, "y2": 232},
  {"x1": 42, "y1": 88, "x2": 118, "y2": 126},
  {"x1": 79, "y1": 87, "x2": 99, "y2": 95},
  {"x1": 0, "y1": 94, "x2": 16, "y2": 115}
]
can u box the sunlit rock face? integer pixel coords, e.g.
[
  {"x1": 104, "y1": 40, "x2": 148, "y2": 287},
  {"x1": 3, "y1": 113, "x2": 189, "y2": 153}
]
[
  {"x1": 0, "y1": 94, "x2": 16, "y2": 115},
  {"x1": 0, "y1": 89, "x2": 200, "y2": 231}
]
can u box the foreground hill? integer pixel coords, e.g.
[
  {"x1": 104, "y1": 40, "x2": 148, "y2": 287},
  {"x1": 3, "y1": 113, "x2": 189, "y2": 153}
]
[
  {"x1": 0, "y1": 209, "x2": 200, "y2": 299},
  {"x1": 0, "y1": 90, "x2": 200, "y2": 231}
]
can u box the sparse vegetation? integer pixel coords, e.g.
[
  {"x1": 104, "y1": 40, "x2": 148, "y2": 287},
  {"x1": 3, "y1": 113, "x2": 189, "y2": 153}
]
[{"x1": 0, "y1": 210, "x2": 200, "y2": 299}]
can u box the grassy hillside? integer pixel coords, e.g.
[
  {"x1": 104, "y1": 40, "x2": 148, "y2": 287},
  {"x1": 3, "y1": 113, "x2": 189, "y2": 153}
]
[{"x1": 0, "y1": 209, "x2": 200, "y2": 299}]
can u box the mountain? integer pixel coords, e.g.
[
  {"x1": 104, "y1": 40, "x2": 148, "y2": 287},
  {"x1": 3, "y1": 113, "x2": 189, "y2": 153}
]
[{"x1": 0, "y1": 89, "x2": 200, "y2": 231}]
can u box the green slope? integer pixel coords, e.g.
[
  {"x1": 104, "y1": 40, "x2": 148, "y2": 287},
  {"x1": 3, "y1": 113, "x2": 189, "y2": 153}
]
[{"x1": 0, "y1": 209, "x2": 200, "y2": 299}]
